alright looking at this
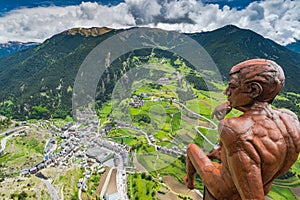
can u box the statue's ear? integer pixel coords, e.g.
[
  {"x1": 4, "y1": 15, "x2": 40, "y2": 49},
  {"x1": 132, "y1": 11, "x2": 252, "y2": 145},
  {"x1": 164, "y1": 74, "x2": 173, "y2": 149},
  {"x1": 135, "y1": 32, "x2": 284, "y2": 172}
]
[{"x1": 248, "y1": 82, "x2": 263, "y2": 99}]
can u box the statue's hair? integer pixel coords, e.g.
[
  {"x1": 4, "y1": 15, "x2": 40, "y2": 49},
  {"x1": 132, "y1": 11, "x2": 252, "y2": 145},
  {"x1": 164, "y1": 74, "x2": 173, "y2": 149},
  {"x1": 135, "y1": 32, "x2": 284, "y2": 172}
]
[{"x1": 230, "y1": 59, "x2": 285, "y2": 103}]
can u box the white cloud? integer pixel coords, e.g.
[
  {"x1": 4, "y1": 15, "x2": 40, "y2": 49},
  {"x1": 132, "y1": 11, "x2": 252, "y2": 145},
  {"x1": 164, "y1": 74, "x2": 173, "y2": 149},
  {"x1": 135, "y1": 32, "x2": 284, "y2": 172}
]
[
  {"x1": 0, "y1": 2, "x2": 136, "y2": 43},
  {"x1": 125, "y1": 0, "x2": 162, "y2": 24},
  {"x1": 0, "y1": 0, "x2": 299, "y2": 45}
]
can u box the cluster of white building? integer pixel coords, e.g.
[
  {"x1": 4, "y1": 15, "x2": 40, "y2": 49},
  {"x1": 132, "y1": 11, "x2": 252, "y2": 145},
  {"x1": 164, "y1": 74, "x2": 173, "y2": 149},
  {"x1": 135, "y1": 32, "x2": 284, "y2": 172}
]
[{"x1": 128, "y1": 95, "x2": 145, "y2": 108}]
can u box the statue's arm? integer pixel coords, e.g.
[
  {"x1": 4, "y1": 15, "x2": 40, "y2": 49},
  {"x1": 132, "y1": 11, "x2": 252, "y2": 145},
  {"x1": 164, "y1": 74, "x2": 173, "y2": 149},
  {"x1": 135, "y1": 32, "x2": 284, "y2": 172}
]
[
  {"x1": 220, "y1": 122, "x2": 265, "y2": 199},
  {"x1": 212, "y1": 102, "x2": 232, "y2": 120},
  {"x1": 227, "y1": 146, "x2": 264, "y2": 199}
]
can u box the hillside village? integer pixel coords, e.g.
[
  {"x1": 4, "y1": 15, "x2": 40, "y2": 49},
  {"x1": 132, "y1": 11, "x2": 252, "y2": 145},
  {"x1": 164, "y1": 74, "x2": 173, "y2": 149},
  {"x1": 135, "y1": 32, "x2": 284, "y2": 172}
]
[
  {"x1": 1, "y1": 54, "x2": 300, "y2": 199},
  {"x1": 0, "y1": 100, "x2": 197, "y2": 200}
]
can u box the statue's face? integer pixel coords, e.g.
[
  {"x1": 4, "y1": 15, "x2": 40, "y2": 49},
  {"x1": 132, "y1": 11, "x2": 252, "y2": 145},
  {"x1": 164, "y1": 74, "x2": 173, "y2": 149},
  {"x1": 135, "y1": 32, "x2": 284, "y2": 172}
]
[{"x1": 225, "y1": 74, "x2": 253, "y2": 109}]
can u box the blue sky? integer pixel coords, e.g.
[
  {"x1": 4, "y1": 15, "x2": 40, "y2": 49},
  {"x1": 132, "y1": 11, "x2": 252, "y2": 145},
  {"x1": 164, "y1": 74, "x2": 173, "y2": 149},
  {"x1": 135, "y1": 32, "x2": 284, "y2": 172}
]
[
  {"x1": 0, "y1": 0, "x2": 122, "y2": 15},
  {"x1": 0, "y1": 0, "x2": 299, "y2": 45},
  {"x1": 0, "y1": 0, "x2": 257, "y2": 15}
]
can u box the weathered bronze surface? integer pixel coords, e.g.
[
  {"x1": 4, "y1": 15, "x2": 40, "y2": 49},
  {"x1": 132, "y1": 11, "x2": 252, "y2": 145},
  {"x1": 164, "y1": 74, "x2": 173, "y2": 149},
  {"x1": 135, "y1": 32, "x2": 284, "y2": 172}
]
[{"x1": 183, "y1": 59, "x2": 300, "y2": 199}]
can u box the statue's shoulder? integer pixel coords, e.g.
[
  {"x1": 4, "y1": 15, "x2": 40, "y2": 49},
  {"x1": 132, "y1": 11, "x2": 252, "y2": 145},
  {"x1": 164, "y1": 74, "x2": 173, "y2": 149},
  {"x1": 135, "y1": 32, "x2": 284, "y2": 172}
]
[
  {"x1": 219, "y1": 116, "x2": 253, "y2": 148},
  {"x1": 219, "y1": 115, "x2": 253, "y2": 135},
  {"x1": 276, "y1": 108, "x2": 300, "y2": 152},
  {"x1": 277, "y1": 108, "x2": 299, "y2": 121}
]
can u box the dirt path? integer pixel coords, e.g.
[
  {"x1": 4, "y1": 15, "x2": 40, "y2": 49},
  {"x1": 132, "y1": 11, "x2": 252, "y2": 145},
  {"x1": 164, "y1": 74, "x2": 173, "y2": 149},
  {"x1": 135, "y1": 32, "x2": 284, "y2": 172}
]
[
  {"x1": 96, "y1": 168, "x2": 109, "y2": 193},
  {"x1": 157, "y1": 191, "x2": 182, "y2": 200},
  {"x1": 132, "y1": 150, "x2": 147, "y2": 172},
  {"x1": 162, "y1": 176, "x2": 202, "y2": 200},
  {"x1": 106, "y1": 169, "x2": 118, "y2": 194},
  {"x1": 291, "y1": 187, "x2": 300, "y2": 199}
]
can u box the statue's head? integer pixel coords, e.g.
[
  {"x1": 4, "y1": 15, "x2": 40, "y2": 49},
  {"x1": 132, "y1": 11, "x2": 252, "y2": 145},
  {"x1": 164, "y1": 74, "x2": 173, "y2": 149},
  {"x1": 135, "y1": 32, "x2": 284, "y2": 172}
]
[{"x1": 225, "y1": 59, "x2": 285, "y2": 109}]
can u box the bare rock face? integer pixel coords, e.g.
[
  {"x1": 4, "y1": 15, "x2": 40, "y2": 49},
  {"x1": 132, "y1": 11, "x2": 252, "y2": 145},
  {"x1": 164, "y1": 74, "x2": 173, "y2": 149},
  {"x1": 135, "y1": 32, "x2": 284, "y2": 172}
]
[{"x1": 64, "y1": 27, "x2": 112, "y2": 37}]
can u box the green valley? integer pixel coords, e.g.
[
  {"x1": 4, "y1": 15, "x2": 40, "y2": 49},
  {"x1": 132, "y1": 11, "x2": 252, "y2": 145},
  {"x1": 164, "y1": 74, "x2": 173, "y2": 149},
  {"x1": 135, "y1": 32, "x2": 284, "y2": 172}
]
[{"x1": 0, "y1": 25, "x2": 299, "y2": 200}]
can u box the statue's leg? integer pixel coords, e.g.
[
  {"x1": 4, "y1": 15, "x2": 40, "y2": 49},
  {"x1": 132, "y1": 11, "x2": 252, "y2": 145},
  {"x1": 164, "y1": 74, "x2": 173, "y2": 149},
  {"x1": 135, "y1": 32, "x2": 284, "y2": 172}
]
[
  {"x1": 183, "y1": 151, "x2": 197, "y2": 189},
  {"x1": 204, "y1": 187, "x2": 217, "y2": 200},
  {"x1": 184, "y1": 144, "x2": 227, "y2": 198}
]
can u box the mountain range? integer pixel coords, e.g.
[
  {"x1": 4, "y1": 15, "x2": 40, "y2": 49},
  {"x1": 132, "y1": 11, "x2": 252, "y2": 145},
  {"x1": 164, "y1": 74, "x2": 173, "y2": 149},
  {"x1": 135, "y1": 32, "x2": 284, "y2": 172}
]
[
  {"x1": 188, "y1": 25, "x2": 300, "y2": 83},
  {"x1": 0, "y1": 25, "x2": 299, "y2": 119},
  {"x1": 0, "y1": 41, "x2": 39, "y2": 58},
  {"x1": 286, "y1": 40, "x2": 300, "y2": 54}
]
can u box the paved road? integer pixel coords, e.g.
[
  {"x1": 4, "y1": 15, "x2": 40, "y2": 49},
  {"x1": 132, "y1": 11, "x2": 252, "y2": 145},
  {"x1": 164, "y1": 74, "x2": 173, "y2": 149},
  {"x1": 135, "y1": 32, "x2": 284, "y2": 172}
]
[
  {"x1": 174, "y1": 100, "x2": 219, "y2": 149},
  {"x1": 0, "y1": 134, "x2": 11, "y2": 152},
  {"x1": 0, "y1": 126, "x2": 27, "y2": 137},
  {"x1": 78, "y1": 188, "x2": 82, "y2": 200},
  {"x1": 116, "y1": 156, "x2": 129, "y2": 200},
  {"x1": 0, "y1": 130, "x2": 25, "y2": 152},
  {"x1": 173, "y1": 100, "x2": 217, "y2": 130},
  {"x1": 194, "y1": 126, "x2": 219, "y2": 149},
  {"x1": 40, "y1": 178, "x2": 60, "y2": 200},
  {"x1": 78, "y1": 176, "x2": 88, "y2": 200}
]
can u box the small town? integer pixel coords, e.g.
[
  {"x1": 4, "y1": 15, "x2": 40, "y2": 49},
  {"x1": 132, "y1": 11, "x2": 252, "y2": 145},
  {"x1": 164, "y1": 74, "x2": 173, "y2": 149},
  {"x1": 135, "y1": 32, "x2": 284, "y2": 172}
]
[
  {"x1": 0, "y1": 81, "x2": 224, "y2": 199},
  {"x1": 0, "y1": 98, "x2": 207, "y2": 200},
  {"x1": 7, "y1": 118, "x2": 131, "y2": 200}
]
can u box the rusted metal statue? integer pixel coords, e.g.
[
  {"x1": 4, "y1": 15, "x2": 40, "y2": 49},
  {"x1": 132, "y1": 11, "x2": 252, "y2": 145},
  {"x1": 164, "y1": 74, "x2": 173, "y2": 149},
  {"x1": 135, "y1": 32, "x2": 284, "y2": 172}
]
[{"x1": 183, "y1": 59, "x2": 300, "y2": 199}]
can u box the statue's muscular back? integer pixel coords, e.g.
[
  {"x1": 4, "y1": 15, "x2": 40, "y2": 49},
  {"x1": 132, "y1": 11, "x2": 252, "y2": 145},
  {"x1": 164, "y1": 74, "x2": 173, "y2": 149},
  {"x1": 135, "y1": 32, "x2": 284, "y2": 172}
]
[{"x1": 220, "y1": 105, "x2": 300, "y2": 198}]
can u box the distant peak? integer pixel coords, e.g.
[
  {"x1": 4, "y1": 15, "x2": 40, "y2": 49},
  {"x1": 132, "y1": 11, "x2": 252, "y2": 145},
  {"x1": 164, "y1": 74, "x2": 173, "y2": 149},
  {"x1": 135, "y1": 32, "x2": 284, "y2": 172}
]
[
  {"x1": 223, "y1": 24, "x2": 240, "y2": 29},
  {"x1": 64, "y1": 27, "x2": 113, "y2": 37},
  {"x1": 215, "y1": 24, "x2": 242, "y2": 33}
]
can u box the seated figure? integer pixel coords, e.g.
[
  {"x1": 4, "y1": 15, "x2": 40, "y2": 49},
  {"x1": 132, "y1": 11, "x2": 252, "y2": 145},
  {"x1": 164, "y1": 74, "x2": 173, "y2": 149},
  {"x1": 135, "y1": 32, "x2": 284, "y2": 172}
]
[{"x1": 183, "y1": 59, "x2": 300, "y2": 200}]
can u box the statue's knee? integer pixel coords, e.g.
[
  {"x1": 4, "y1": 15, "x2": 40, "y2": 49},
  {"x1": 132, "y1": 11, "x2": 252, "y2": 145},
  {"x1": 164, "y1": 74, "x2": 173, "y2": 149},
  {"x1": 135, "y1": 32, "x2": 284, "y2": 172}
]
[
  {"x1": 187, "y1": 143, "x2": 194, "y2": 149},
  {"x1": 187, "y1": 143, "x2": 202, "y2": 154}
]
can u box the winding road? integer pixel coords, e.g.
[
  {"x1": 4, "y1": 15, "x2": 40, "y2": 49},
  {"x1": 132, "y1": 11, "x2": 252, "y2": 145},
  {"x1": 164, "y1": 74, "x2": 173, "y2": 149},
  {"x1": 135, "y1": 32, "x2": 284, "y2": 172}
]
[
  {"x1": 40, "y1": 178, "x2": 60, "y2": 200},
  {"x1": 0, "y1": 127, "x2": 28, "y2": 153},
  {"x1": 173, "y1": 100, "x2": 219, "y2": 149}
]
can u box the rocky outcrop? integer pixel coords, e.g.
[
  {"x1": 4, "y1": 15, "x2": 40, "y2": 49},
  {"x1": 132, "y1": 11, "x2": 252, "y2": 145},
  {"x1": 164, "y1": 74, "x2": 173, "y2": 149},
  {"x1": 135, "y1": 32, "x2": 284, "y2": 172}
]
[{"x1": 64, "y1": 27, "x2": 112, "y2": 37}]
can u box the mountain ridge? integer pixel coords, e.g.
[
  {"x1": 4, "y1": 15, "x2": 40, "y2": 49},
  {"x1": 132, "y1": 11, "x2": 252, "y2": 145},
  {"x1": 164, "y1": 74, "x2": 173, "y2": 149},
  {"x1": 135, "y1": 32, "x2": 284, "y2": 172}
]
[
  {"x1": 0, "y1": 25, "x2": 299, "y2": 119},
  {"x1": 188, "y1": 25, "x2": 300, "y2": 93}
]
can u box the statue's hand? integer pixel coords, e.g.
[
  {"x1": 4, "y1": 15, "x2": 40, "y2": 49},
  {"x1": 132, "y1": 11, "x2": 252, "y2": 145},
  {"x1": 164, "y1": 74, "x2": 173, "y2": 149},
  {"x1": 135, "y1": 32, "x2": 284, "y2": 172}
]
[
  {"x1": 212, "y1": 102, "x2": 232, "y2": 120},
  {"x1": 207, "y1": 147, "x2": 221, "y2": 160}
]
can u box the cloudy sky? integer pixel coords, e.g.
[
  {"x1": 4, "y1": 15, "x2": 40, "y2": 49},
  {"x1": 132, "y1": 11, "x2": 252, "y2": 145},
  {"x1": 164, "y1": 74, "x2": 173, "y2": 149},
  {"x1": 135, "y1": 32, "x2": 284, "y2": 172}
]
[{"x1": 0, "y1": 0, "x2": 299, "y2": 45}]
